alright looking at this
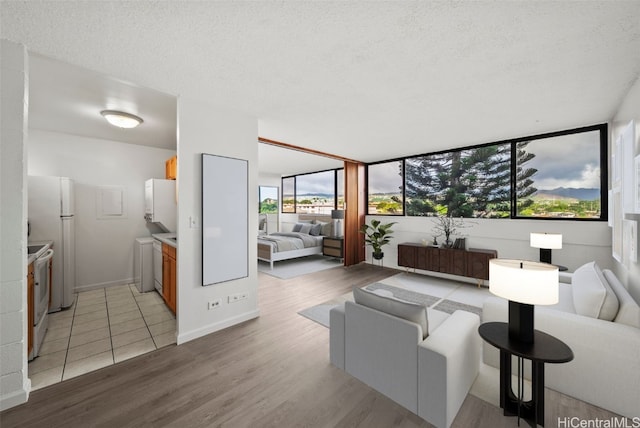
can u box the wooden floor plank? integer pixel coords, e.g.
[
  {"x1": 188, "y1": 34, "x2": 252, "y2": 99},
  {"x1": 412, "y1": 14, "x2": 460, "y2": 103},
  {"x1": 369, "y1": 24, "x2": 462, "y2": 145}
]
[{"x1": 0, "y1": 263, "x2": 622, "y2": 427}]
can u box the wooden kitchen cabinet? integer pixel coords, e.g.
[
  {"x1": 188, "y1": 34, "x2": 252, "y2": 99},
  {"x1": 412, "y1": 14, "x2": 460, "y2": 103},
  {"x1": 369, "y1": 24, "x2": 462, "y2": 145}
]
[
  {"x1": 162, "y1": 243, "x2": 177, "y2": 314},
  {"x1": 27, "y1": 262, "x2": 34, "y2": 357},
  {"x1": 165, "y1": 155, "x2": 177, "y2": 180}
]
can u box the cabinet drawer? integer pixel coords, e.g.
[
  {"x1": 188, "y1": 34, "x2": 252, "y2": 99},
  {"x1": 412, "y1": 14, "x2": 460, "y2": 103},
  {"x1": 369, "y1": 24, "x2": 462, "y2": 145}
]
[
  {"x1": 323, "y1": 238, "x2": 343, "y2": 249},
  {"x1": 324, "y1": 247, "x2": 343, "y2": 257}
]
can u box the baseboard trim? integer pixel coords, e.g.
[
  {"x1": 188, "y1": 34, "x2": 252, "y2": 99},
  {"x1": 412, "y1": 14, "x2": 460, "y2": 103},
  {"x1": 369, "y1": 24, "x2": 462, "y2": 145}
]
[
  {"x1": 177, "y1": 309, "x2": 260, "y2": 345},
  {"x1": 0, "y1": 380, "x2": 30, "y2": 411},
  {"x1": 75, "y1": 278, "x2": 134, "y2": 293}
]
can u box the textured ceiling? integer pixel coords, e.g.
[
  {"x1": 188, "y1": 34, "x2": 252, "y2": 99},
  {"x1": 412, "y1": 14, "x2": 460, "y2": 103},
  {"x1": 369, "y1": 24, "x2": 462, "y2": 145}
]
[{"x1": 2, "y1": 1, "x2": 640, "y2": 174}]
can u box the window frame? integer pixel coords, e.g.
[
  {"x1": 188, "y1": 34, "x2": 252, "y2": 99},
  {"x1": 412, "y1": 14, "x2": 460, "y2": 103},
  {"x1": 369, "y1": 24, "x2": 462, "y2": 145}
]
[
  {"x1": 281, "y1": 168, "x2": 344, "y2": 214},
  {"x1": 365, "y1": 159, "x2": 406, "y2": 216},
  {"x1": 365, "y1": 123, "x2": 608, "y2": 221}
]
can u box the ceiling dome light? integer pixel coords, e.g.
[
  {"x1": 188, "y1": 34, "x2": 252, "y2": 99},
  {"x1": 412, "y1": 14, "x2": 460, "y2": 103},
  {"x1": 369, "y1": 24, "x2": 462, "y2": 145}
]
[{"x1": 100, "y1": 110, "x2": 143, "y2": 128}]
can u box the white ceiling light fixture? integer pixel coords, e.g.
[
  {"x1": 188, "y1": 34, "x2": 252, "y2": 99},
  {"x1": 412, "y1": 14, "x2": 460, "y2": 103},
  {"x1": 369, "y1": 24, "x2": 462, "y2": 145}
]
[{"x1": 100, "y1": 110, "x2": 143, "y2": 129}]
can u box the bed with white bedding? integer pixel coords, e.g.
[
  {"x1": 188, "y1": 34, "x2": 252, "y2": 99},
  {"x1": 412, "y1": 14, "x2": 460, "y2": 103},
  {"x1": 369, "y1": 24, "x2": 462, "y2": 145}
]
[{"x1": 257, "y1": 215, "x2": 332, "y2": 269}]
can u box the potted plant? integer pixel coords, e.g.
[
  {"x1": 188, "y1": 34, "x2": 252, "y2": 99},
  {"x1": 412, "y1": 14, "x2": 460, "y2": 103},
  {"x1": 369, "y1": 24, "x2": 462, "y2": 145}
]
[{"x1": 360, "y1": 219, "x2": 397, "y2": 260}]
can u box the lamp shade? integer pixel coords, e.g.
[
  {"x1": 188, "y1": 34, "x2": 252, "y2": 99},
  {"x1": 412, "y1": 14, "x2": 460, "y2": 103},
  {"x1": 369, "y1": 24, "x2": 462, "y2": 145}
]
[
  {"x1": 489, "y1": 259, "x2": 559, "y2": 305},
  {"x1": 331, "y1": 209, "x2": 345, "y2": 219},
  {"x1": 530, "y1": 232, "x2": 562, "y2": 249}
]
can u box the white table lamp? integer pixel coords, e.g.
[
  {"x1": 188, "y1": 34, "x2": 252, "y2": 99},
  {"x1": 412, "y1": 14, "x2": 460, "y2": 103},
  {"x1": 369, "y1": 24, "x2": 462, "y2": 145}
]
[
  {"x1": 530, "y1": 232, "x2": 562, "y2": 264},
  {"x1": 489, "y1": 259, "x2": 559, "y2": 343},
  {"x1": 331, "y1": 209, "x2": 344, "y2": 238}
]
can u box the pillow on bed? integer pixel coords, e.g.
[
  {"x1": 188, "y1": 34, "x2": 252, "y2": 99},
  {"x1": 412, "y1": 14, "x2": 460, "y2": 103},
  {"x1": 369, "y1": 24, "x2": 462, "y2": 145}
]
[
  {"x1": 299, "y1": 223, "x2": 313, "y2": 234},
  {"x1": 309, "y1": 223, "x2": 323, "y2": 236},
  {"x1": 315, "y1": 221, "x2": 332, "y2": 236},
  {"x1": 292, "y1": 223, "x2": 303, "y2": 232}
]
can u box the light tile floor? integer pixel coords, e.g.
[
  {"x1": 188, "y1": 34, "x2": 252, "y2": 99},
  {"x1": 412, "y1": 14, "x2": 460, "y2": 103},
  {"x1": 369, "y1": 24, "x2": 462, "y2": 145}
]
[{"x1": 29, "y1": 283, "x2": 176, "y2": 390}]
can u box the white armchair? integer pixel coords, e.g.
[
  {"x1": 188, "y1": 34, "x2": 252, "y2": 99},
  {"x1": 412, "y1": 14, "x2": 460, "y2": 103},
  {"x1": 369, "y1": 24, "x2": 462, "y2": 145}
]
[{"x1": 330, "y1": 289, "x2": 480, "y2": 428}]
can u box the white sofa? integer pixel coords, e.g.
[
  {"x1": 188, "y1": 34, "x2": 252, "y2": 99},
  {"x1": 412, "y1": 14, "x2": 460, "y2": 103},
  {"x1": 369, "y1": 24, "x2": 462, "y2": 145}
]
[
  {"x1": 330, "y1": 287, "x2": 481, "y2": 428},
  {"x1": 482, "y1": 262, "x2": 640, "y2": 419}
]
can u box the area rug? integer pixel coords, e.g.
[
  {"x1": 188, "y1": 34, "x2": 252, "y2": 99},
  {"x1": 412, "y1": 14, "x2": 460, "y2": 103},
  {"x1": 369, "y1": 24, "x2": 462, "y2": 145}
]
[
  {"x1": 297, "y1": 276, "x2": 516, "y2": 409},
  {"x1": 258, "y1": 255, "x2": 343, "y2": 279},
  {"x1": 298, "y1": 280, "x2": 483, "y2": 327}
]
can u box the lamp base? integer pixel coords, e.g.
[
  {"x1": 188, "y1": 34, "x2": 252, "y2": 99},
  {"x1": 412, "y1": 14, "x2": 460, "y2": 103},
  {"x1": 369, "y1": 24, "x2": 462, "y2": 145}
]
[
  {"x1": 508, "y1": 301, "x2": 534, "y2": 343},
  {"x1": 539, "y1": 248, "x2": 552, "y2": 264}
]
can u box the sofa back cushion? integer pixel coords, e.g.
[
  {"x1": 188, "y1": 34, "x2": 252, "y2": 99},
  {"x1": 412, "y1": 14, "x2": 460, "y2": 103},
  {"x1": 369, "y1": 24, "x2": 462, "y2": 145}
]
[
  {"x1": 572, "y1": 262, "x2": 619, "y2": 321},
  {"x1": 353, "y1": 287, "x2": 429, "y2": 339},
  {"x1": 603, "y1": 269, "x2": 640, "y2": 328}
]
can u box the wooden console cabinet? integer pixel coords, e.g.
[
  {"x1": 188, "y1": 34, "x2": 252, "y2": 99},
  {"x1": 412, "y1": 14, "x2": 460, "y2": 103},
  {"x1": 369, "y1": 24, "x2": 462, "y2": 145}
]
[{"x1": 398, "y1": 243, "x2": 497, "y2": 284}]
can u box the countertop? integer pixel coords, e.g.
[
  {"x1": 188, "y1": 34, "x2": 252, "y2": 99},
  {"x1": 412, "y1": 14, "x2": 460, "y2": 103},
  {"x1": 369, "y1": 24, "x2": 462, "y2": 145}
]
[
  {"x1": 152, "y1": 233, "x2": 177, "y2": 249},
  {"x1": 27, "y1": 240, "x2": 53, "y2": 265}
]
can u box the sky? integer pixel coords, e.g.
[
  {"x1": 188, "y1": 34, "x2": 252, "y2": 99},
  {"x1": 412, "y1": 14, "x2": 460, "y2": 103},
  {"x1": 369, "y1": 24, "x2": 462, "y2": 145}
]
[
  {"x1": 366, "y1": 129, "x2": 602, "y2": 194},
  {"x1": 523, "y1": 130, "x2": 601, "y2": 190},
  {"x1": 290, "y1": 170, "x2": 335, "y2": 195},
  {"x1": 284, "y1": 129, "x2": 601, "y2": 196}
]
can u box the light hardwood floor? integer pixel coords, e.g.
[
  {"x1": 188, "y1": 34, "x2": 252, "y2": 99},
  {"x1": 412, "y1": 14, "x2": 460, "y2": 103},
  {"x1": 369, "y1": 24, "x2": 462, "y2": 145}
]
[{"x1": 1, "y1": 263, "x2": 623, "y2": 427}]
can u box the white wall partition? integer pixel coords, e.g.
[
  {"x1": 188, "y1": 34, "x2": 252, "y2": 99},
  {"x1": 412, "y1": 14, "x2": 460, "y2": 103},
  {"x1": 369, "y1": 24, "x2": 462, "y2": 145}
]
[
  {"x1": 176, "y1": 97, "x2": 259, "y2": 344},
  {"x1": 0, "y1": 39, "x2": 30, "y2": 411}
]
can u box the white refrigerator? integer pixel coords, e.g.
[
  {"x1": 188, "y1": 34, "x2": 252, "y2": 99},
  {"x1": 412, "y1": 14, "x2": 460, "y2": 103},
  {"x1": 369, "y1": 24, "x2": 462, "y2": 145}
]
[{"x1": 28, "y1": 176, "x2": 76, "y2": 312}]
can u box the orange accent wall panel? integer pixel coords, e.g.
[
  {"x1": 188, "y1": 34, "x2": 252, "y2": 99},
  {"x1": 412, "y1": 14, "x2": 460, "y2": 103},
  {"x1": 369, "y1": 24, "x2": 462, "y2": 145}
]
[{"x1": 344, "y1": 162, "x2": 366, "y2": 266}]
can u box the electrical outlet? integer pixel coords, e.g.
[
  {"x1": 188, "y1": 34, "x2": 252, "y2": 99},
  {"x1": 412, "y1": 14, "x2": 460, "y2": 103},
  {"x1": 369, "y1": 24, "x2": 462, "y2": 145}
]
[
  {"x1": 207, "y1": 299, "x2": 221, "y2": 310},
  {"x1": 228, "y1": 292, "x2": 248, "y2": 303}
]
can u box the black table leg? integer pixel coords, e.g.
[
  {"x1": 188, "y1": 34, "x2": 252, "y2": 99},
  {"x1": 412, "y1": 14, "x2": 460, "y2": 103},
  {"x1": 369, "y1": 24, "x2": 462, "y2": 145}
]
[
  {"x1": 532, "y1": 361, "x2": 545, "y2": 426},
  {"x1": 499, "y1": 351, "x2": 540, "y2": 427}
]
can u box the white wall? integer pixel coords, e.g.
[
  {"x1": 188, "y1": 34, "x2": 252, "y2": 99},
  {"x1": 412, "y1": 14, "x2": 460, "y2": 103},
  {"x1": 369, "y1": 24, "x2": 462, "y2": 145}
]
[
  {"x1": 363, "y1": 213, "x2": 612, "y2": 282},
  {"x1": 176, "y1": 97, "x2": 259, "y2": 344},
  {"x1": 0, "y1": 39, "x2": 30, "y2": 410},
  {"x1": 28, "y1": 130, "x2": 176, "y2": 291},
  {"x1": 611, "y1": 75, "x2": 640, "y2": 302}
]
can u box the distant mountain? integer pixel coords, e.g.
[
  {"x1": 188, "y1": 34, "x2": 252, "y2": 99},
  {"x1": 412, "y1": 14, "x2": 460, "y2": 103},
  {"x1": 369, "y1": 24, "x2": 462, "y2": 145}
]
[
  {"x1": 533, "y1": 187, "x2": 599, "y2": 201},
  {"x1": 296, "y1": 193, "x2": 334, "y2": 198}
]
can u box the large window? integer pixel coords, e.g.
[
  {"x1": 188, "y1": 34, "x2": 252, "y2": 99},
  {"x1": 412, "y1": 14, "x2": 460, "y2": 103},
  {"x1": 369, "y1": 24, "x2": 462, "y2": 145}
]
[
  {"x1": 367, "y1": 161, "x2": 404, "y2": 215},
  {"x1": 259, "y1": 186, "x2": 279, "y2": 214},
  {"x1": 295, "y1": 170, "x2": 335, "y2": 214},
  {"x1": 405, "y1": 144, "x2": 511, "y2": 218},
  {"x1": 282, "y1": 177, "x2": 295, "y2": 213},
  {"x1": 336, "y1": 169, "x2": 345, "y2": 210},
  {"x1": 515, "y1": 128, "x2": 604, "y2": 219},
  {"x1": 281, "y1": 169, "x2": 343, "y2": 214},
  {"x1": 367, "y1": 124, "x2": 607, "y2": 221}
]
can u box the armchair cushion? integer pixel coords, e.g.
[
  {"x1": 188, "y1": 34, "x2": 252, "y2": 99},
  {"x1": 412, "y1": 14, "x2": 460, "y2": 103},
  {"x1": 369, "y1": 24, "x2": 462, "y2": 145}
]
[{"x1": 353, "y1": 286, "x2": 428, "y2": 339}]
